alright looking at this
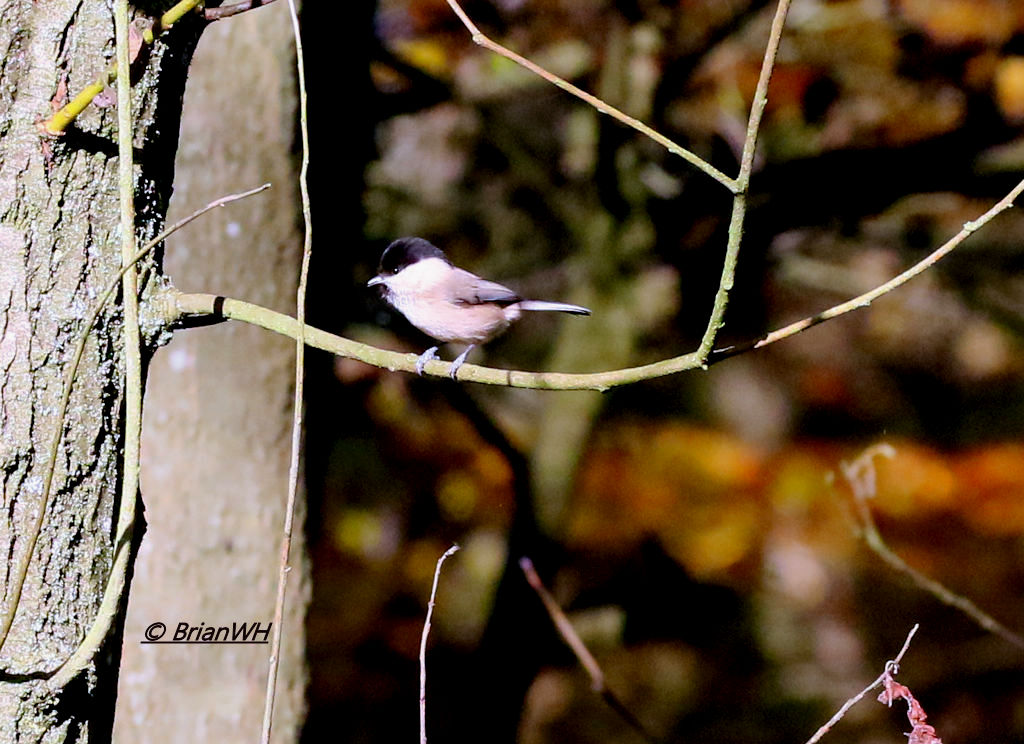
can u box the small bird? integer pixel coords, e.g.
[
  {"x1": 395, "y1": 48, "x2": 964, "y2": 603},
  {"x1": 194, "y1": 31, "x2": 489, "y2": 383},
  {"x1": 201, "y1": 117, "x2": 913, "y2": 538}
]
[{"x1": 368, "y1": 237, "x2": 591, "y2": 379}]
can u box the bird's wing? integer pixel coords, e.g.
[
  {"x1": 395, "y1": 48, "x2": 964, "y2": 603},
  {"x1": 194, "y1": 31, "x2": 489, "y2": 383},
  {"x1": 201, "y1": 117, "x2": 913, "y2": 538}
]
[{"x1": 450, "y1": 269, "x2": 522, "y2": 306}]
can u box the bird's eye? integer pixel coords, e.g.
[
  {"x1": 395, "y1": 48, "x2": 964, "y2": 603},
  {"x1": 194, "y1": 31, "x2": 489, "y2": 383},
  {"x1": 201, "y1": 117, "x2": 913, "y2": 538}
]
[{"x1": 391, "y1": 267, "x2": 401, "y2": 275}]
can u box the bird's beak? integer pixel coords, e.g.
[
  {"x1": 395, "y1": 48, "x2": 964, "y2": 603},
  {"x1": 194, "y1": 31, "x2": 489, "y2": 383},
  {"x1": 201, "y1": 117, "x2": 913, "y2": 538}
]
[{"x1": 367, "y1": 275, "x2": 384, "y2": 288}]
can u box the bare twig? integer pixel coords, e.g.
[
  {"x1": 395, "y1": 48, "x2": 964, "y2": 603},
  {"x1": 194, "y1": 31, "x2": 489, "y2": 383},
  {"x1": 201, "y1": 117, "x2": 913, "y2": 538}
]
[
  {"x1": 804, "y1": 624, "x2": 919, "y2": 744},
  {"x1": 83, "y1": 0, "x2": 146, "y2": 688},
  {"x1": 203, "y1": 0, "x2": 278, "y2": 21},
  {"x1": 420, "y1": 545, "x2": 460, "y2": 744},
  {"x1": 711, "y1": 175, "x2": 1024, "y2": 363},
  {"x1": 444, "y1": 0, "x2": 736, "y2": 191},
  {"x1": 840, "y1": 446, "x2": 1024, "y2": 650},
  {"x1": 520, "y1": 557, "x2": 660, "y2": 744},
  {"x1": 261, "y1": 0, "x2": 312, "y2": 739}
]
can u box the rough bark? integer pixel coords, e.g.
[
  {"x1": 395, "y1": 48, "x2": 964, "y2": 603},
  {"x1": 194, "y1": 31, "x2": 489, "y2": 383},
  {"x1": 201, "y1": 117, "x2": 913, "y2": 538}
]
[
  {"x1": 0, "y1": 1, "x2": 197, "y2": 739},
  {"x1": 114, "y1": 6, "x2": 308, "y2": 742}
]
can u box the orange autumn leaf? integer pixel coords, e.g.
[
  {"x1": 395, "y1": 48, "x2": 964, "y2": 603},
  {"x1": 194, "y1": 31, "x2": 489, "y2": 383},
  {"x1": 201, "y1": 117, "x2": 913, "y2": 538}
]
[
  {"x1": 994, "y1": 56, "x2": 1024, "y2": 122},
  {"x1": 871, "y1": 442, "x2": 957, "y2": 517},
  {"x1": 570, "y1": 424, "x2": 766, "y2": 579},
  {"x1": 952, "y1": 443, "x2": 1024, "y2": 535},
  {"x1": 896, "y1": 0, "x2": 1022, "y2": 46}
]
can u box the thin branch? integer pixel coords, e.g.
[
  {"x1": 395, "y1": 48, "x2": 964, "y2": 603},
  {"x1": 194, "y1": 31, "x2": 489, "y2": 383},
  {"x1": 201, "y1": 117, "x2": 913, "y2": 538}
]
[
  {"x1": 40, "y1": 75, "x2": 115, "y2": 136},
  {"x1": 445, "y1": 0, "x2": 797, "y2": 369},
  {"x1": 696, "y1": 0, "x2": 792, "y2": 362},
  {"x1": 840, "y1": 446, "x2": 1024, "y2": 650},
  {"x1": 420, "y1": 545, "x2": 460, "y2": 744},
  {"x1": 261, "y1": 0, "x2": 312, "y2": 740},
  {"x1": 150, "y1": 0, "x2": 206, "y2": 33},
  {"x1": 444, "y1": 0, "x2": 736, "y2": 192},
  {"x1": 443, "y1": 0, "x2": 793, "y2": 363},
  {"x1": 0, "y1": 183, "x2": 271, "y2": 679},
  {"x1": 711, "y1": 174, "x2": 1024, "y2": 363},
  {"x1": 804, "y1": 624, "x2": 919, "y2": 744},
  {"x1": 203, "y1": 0, "x2": 278, "y2": 21},
  {"x1": 520, "y1": 557, "x2": 660, "y2": 744},
  {"x1": 171, "y1": 290, "x2": 704, "y2": 390},
  {"x1": 103, "y1": 0, "x2": 145, "y2": 688}
]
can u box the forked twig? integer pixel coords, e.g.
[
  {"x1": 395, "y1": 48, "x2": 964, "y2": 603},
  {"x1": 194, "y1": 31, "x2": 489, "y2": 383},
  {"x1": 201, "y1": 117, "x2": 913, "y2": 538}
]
[
  {"x1": 444, "y1": 0, "x2": 736, "y2": 191},
  {"x1": 840, "y1": 445, "x2": 1024, "y2": 650},
  {"x1": 696, "y1": 0, "x2": 792, "y2": 361},
  {"x1": 420, "y1": 545, "x2": 460, "y2": 744},
  {"x1": 444, "y1": 0, "x2": 795, "y2": 361},
  {"x1": 520, "y1": 557, "x2": 660, "y2": 744}
]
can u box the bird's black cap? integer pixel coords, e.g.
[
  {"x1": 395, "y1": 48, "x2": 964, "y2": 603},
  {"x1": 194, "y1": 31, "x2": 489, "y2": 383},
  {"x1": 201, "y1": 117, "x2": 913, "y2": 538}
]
[{"x1": 378, "y1": 237, "x2": 451, "y2": 275}]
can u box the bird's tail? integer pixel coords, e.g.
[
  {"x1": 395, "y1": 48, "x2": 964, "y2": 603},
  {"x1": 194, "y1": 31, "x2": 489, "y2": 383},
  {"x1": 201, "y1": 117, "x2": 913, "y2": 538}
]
[{"x1": 517, "y1": 300, "x2": 591, "y2": 315}]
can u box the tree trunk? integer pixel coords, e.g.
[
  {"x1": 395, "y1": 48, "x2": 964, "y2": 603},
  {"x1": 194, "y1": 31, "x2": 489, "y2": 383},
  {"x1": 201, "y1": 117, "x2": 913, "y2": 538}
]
[
  {"x1": 114, "y1": 6, "x2": 308, "y2": 741},
  {"x1": 0, "y1": 2, "x2": 197, "y2": 739}
]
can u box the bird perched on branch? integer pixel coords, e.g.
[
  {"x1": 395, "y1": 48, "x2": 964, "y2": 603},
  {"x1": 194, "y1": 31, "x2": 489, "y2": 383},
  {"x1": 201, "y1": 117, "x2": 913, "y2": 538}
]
[{"x1": 368, "y1": 237, "x2": 591, "y2": 379}]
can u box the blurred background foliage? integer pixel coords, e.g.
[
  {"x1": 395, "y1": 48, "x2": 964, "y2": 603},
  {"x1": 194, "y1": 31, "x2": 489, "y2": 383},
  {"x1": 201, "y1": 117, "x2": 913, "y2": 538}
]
[{"x1": 298, "y1": 1, "x2": 1024, "y2": 742}]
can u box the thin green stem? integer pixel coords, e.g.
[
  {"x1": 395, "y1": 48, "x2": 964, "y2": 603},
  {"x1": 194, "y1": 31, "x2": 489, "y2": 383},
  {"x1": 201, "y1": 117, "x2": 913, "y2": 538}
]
[
  {"x1": 696, "y1": 0, "x2": 791, "y2": 362},
  {"x1": 841, "y1": 447, "x2": 1024, "y2": 650},
  {"x1": 697, "y1": 191, "x2": 747, "y2": 362}
]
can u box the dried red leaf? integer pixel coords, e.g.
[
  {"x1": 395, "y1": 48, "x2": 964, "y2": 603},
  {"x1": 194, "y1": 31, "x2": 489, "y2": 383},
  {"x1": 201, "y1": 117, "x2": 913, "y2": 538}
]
[{"x1": 878, "y1": 671, "x2": 943, "y2": 744}]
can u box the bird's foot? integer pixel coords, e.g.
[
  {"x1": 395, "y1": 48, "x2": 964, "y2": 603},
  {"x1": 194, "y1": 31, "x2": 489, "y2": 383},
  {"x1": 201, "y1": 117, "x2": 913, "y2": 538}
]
[
  {"x1": 415, "y1": 346, "x2": 439, "y2": 376},
  {"x1": 449, "y1": 346, "x2": 474, "y2": 380}
]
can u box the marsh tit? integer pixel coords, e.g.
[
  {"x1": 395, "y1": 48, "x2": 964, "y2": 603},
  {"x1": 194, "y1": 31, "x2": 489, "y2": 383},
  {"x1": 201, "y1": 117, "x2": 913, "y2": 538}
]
[{"x1": 368, "y1": 237, "x2": 591, "y2": 379}]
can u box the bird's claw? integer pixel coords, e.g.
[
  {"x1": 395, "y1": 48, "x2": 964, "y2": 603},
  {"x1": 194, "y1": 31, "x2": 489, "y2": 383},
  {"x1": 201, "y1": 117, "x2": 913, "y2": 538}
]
[
  {"x1": 415, "y1": 346, "x2": 439, "y2": 376},
  {"x1": 448, "y1": 346, "x2": 474, "y2": 380}
]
